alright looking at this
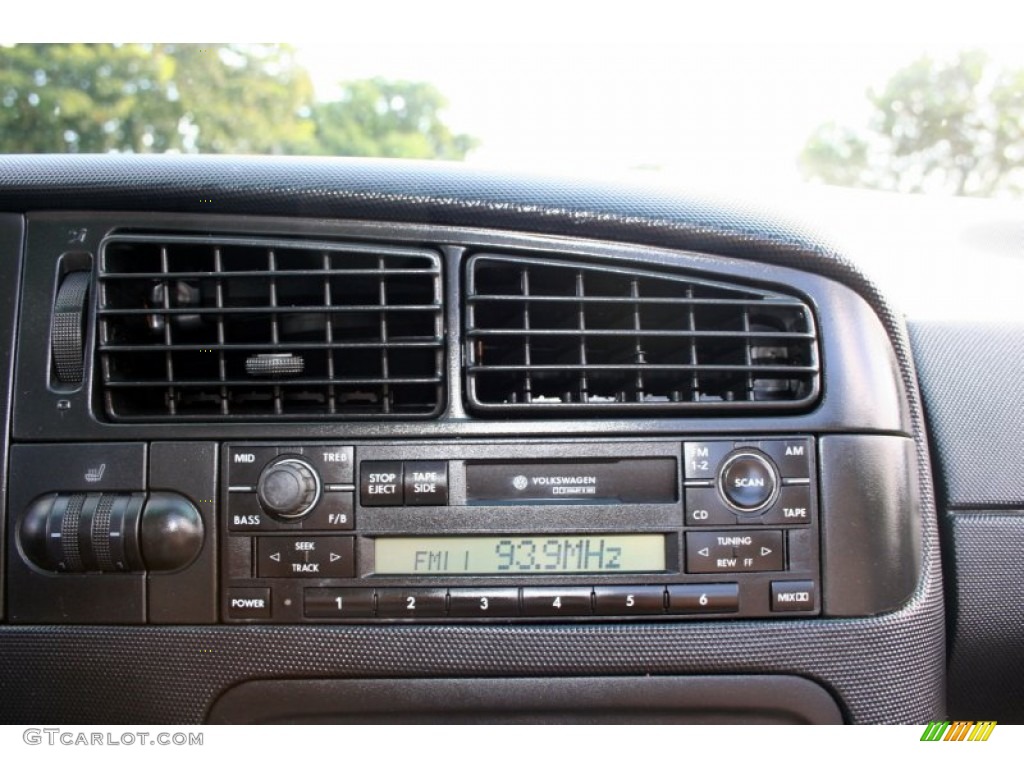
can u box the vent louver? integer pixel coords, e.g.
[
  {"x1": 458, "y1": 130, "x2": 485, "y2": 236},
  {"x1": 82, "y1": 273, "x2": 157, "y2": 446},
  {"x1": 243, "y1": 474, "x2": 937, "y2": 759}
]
[
  {"x1": 97, "y1": 235, "x2": 444, "y2": 421},
  {"x1": 465, "y1": 254, "x2": 819, "y2": 414}
]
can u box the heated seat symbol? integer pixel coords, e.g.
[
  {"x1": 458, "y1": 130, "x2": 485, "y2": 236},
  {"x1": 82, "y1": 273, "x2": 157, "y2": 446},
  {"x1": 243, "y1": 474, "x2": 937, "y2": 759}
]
[{"x1": 85, "y1": 463, "x2": 106, "y2": 483}]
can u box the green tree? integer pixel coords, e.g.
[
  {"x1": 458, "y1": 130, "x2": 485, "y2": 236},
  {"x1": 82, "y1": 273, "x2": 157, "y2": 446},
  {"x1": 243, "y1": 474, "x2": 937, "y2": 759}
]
[
  {"x1": 0, "y1": 44, "x2": 476, "y2": 160},
  {"x1": 0, "y1": 44, "x2": 173, "y2": 152},
  {"x1": 309, "y1": 78, "x2": 477, "y2": 160},
  {"x1": 800, "y1": 51, "x2": 1024, "y2": 197}
]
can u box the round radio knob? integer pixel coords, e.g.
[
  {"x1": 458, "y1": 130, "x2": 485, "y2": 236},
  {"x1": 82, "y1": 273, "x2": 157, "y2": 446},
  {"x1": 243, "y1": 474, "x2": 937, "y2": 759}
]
[
  {"x1": 257, "y1": 458, "x2": 321, "y2": 520},
  {"x1": 718, "y1": 451, "x2": 778, "y2": 513}
]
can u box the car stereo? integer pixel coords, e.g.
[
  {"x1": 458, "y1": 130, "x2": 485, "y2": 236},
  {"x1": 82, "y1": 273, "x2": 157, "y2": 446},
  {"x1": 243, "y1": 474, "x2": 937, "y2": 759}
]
[
  {"x1": 221, "y1": 437, "x2": 819, "y2": 622},
  {"x1": 5, "y1": 436, "x2": 819, "y2": 624}
]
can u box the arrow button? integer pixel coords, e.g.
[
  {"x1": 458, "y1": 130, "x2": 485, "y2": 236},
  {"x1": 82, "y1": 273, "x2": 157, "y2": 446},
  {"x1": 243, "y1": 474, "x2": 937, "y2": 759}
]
[
  {"x1": 269, "y1": 552, "x2": 281, "y2": 562},
  {"x1": 313, "y1": 536, "x2": 355, "y2": 578},
  {"x1": 760, "y1": 547, "x2": 772, "y2": 556}
]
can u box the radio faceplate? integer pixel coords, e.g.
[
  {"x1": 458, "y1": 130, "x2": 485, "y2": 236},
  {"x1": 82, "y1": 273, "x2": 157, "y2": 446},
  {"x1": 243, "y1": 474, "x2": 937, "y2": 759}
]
[{"x1": 221, "y1": 438, "x2": 820, "y2": 622}]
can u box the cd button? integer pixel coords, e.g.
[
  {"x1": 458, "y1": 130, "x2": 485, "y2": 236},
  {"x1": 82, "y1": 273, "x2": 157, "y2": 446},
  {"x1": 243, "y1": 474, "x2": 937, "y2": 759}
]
[
  {"x1": 522, "y1": 587, "x2": 593, "y2": 616},
  {"x1": 376, "y1": 588, "x2": 447, "y2": 617},
  {"x1": 593, "y1": 586, "x2": 665, "y2": 615},
  {"x1": 685, "y1": 487, "x2": 738, "y2": 526},
  {"x1": 448, "y1": 588, "x2": 519, "y2": 617}
]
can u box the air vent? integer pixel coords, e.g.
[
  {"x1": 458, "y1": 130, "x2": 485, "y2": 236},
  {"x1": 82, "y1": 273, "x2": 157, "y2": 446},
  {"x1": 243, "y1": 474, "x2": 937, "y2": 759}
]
[
  {"x1": 465, "y1": 254, "x2": 819, "y2": 414},
  {"x1": 97, "y1": 235, "x2": 444, "y2": 421}
]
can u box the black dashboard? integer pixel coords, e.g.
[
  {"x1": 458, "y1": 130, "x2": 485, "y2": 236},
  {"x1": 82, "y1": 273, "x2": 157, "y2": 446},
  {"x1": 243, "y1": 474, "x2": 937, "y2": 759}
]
[{"x1": 0, "y1": 154, "x2": 1014, "y2": 725}]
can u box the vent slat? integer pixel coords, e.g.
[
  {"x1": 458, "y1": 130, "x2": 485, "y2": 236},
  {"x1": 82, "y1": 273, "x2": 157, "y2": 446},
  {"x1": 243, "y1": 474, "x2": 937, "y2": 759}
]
[
  {"x1": 467, "y1": 364, "x2": 819, "y2": 374},
  {"x1": 98, "y1": 305, "x2": 440, "y2": 315},
  {"x1": 99, "y1": 341, "x2": 441, "y2": 352},
  {"x1": 465, "y1": 328, "x2": 817, "y2": 340},
  {"x1": 465, "y1": 254, "x2": 820, "y2": 413},
  {"x1": 98, "y1": 235, "x2": 444, "y2": 421}
]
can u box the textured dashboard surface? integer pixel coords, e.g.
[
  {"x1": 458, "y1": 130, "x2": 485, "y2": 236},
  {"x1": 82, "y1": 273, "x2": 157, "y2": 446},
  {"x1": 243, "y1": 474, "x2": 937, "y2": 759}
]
[
  {"x1": 910, "y1": 321, "x2": 1024, "y2": 508},
  {"x1": 0, "y1": 155, "x2": 943, "y2": 724},
  {"x1": 946, "y1": 512, "x2": 1024, "y2": 721}
]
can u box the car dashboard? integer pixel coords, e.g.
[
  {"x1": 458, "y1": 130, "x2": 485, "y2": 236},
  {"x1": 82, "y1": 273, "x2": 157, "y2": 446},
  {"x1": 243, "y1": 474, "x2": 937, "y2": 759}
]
[{"x1": 0, "y1": 154, "x2": 1015, "y2": 725}]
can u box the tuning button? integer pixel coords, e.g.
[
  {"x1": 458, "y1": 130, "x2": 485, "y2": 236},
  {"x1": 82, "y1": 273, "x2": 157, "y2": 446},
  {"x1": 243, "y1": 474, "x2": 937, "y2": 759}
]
[
  {"x1": 257, "y1": 458, "x2": 321, "y2": 520},
  {"x1": 717, "y1": 451, "x2": 778, "y2": 513}
]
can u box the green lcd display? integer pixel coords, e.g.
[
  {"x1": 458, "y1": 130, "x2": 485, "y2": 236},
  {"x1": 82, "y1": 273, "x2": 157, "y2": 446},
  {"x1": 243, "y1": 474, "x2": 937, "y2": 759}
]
[{"x1": 374, "y1": 535, "x2": 667, "y2": 575}]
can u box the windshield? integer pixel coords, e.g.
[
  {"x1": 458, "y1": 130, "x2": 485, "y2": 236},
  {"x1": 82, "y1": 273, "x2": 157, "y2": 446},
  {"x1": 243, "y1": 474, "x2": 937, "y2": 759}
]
[
  {"x1": 4, "y1": 9, "x2": 1021, "y2": 195},
  {"x1": 3, "y1": 6, "x2": 1022, "y2": 317}
]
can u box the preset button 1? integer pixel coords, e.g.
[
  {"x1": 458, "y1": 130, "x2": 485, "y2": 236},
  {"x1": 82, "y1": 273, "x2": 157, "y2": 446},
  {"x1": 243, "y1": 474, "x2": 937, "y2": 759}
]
[{"x1": 304, "y1": 588, "x2": 375, "y2": 618}]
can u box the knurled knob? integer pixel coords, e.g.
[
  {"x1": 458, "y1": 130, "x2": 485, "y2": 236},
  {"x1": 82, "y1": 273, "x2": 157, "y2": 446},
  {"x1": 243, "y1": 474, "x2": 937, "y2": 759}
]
[{"x1": 256, "y1": 458, "x2": 321, "y2": 519}]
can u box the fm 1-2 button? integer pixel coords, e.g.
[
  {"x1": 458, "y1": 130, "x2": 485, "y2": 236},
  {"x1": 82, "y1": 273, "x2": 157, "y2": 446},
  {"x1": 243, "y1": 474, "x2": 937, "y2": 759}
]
[
  {"x1": 360, "y1": 462, "x2": 404, "y2": 506},
  {"x1": 683, "y1": 441, "x2": 735, "y2": 480}
]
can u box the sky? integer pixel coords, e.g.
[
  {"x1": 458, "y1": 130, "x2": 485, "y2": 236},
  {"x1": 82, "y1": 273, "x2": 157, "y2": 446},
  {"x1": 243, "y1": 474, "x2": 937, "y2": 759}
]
[
  {"x1": 290, "y1": 2, "x2": 1024, "y2": 187},
  {"x1": 8, "y1": 0, "x2": 1024, "y2": 190}
]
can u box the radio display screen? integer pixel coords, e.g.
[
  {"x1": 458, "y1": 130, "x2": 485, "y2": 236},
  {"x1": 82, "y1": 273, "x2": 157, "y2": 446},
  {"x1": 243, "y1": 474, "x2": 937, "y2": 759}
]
[{"x1": 374, "y1": 535, "x2": 667, "y2": 575}]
